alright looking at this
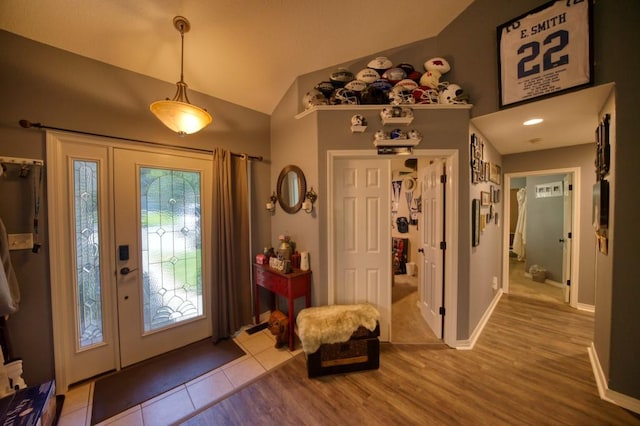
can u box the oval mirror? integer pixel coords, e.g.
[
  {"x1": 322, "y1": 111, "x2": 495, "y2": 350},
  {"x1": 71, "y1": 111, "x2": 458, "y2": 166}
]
[{"x1": 277, "y1": 165, "x2": 306, "y2": 213}]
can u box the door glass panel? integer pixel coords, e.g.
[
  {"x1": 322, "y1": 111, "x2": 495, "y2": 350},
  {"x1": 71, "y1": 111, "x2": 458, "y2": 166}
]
[
  {"x1": 140, "y1": 167, "x2": 203, "y2": 332},
  {"x1": 73, "y1": 160, "x2": 104, "y2": 349}
]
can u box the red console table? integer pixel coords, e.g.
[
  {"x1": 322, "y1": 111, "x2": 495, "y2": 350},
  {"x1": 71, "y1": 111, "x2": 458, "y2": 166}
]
[{"x1": 254, "y1": 263, "x2": 311, "y2": 351}]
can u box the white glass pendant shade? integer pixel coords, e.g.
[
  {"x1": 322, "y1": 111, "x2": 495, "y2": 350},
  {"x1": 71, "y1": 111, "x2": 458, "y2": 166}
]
[
  {"x1": 150, "y1": 100, "x2": 211, "y2": 135},
  {"x1": 150, "y1": 82, "x2": 212, "y2": 135},
  {"x1": 150, "y1": 16, "x2": 212, "y2": 135}
]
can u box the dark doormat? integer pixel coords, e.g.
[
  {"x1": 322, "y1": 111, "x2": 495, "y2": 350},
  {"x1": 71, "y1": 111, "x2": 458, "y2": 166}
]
[{"x1": 91, "y1": 338, "x2": 245, "y2": 425}]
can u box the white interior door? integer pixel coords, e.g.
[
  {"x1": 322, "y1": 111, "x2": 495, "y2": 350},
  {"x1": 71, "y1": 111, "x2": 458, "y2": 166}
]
[
  {"x1": 562, "y1": 174, "x2": 573, "y2": 303},
  {"x1": 333, "y1": 158, "x2": 391, "y2": 340},
  {"x1": 114, "y1": 148, "x2": 212, "y2": 367},
  {"x1": 418, "y1": 159, "x2": 444, "y2": 338}
]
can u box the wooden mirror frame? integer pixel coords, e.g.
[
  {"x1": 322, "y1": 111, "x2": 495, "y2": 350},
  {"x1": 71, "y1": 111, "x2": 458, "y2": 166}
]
[{"x1": 276, "y1": 165, "x2": 306, "y2": 213}]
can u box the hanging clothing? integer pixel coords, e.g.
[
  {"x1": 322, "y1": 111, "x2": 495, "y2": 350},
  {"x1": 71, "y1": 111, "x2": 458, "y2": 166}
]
[
  {"x1": 512, "y1": 188, "x2": 527, "y2": 261},
  {"x1": 0, "y1": 218, "x2": 20, "y2": 316}
]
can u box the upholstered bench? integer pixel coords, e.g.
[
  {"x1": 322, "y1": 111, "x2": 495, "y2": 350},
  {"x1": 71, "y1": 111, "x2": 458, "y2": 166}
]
[{"x1": 296, "y1": 304, "x2": 380, "y2": 378}]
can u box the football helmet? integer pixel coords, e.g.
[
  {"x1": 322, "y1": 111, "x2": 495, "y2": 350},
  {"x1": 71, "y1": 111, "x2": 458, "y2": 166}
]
[
  {"x1": 369, "y1": 78, "x2": 393, "y2": 93},
  {"x1": 424, "y1": 57, "x2": 451, "y2": 75},
  {"x1": 330, "y1": 88, "x2": 360, "y2": 105},
  {"x1": 374, "y1": 129, "x2": 387, "y2": 140},
  {"x1": 397, "y1": 63, "x2": 415, "y2": 75},
  {"x1": 388, "y1": 86, "x2": 415, "y2": 105},
  {"x1": 412, "y1": 86, "x2": 440, "y2": 104},
  {"x1": 302, "y1": 89, "x2": 328, "y2": 109},
  {"x1": 419, "y1": 70, "x2": 442, "y2": 89},
  {"x1": 439, "y1": 84, "x2": 468, "y2": 104},
  {"x1": 360, "y1": 86, "x2": 388, "y2": 105},
  {"x1": 314, "y1": 81, "x2": 335, "y2": 98},
  {"x1": 351, "y1": 114, "x2": 367, "y2": 126},
  {"x1": 356, "y1": 68, "x2": 380, "y2": 84},
  {"x1": 381, "y1": 67, "x2": 407, "y2": 84},
  {"x1": 390, "y1": 128, "x2": 407, "y2": 139},
  {"x1": 344, "y1": 79, "x2": 368, "y2": 92},
  {"x1": 407, "y1": 70, "x2": 423, "y2": 83},
  {"x1": 395, "y1": 78, "x2": 419, "y2": 92},
  {"x1": 329, "y1": 68, "x2": 355, "y2": 87},
  {"x1": 367, "y1": 56, "x2": 393, "y2": 73}
]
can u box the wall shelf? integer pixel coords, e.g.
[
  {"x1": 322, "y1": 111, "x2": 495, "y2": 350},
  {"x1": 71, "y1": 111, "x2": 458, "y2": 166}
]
[
  {"x1": 294, "y1": 103, "x2": 473, "y2": 120},
  {"x1": 381, "y1": 116, "x2": 413, "y2": 126},
  {"x1": 373, "y1": 138, "x2": 421, "y2": 147}
]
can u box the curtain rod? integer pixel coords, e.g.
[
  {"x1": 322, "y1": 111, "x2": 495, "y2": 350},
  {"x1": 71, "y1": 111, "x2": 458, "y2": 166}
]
[{"x1": 18, "y1": 119, "x2": 264, "y2": 162}]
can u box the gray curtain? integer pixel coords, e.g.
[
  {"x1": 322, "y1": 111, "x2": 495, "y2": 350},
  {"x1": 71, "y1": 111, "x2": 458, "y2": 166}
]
[{"x1": 211, "y1": 148, "x2": 252, "y2": 341}]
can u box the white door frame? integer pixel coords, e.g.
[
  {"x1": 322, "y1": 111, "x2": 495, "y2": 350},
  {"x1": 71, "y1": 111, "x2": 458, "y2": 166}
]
[
  {"x1": 327, "y1": 149, "x2": 459, "y2": 347},
  {"x1": 501, "y1": 167, "x2": 581, "y2": 308},
  {"x1": 47, "y1": 131, "x2": 213, "y2": 392}
]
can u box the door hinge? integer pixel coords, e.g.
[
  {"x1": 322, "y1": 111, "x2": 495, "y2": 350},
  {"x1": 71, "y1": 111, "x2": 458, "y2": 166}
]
[
  {"x1": 439, "y1": 307, "x2": 446, "y2": 316},
  {"x1": 440, "y1": 174, "x2": 447, "y2": 184},
  {"x1": 568, "y1": 232, "x2": 572, "y2": 239},
  {"x1": 440, "y1": 241, "x2": 446, "y2": 250},
  {"x1": 568, "y1": 184, "x2": 573, "y2": 191},
  {"x1": 567, "y1": 280, "x2": 571, "y2": 287}
]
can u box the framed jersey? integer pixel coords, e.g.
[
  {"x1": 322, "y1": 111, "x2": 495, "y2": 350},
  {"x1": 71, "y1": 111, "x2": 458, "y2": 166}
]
[{"x1": 497, "y1": 0, "x2": 592, "y2": 107}]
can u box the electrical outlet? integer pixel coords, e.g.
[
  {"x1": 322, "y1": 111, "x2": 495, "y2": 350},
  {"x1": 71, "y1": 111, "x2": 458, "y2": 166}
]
[
  {"x1": 8, "y1": 233, "x2": 33, "y2": 250},
  {"x1": 492, "y1": 276, "x2": 499, "y2": 290}
]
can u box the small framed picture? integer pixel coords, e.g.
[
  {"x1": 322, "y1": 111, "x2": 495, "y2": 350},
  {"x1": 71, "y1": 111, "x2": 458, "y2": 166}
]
[
  {"x1": 472, "y1": 199, "x2": 480, "y2": 247},
  {"x1": 489, "y1": 163, "x2": 501, "y2": 184},
  {"x1": 481, "y1": 191, "x2": 491, "y2": 206}
]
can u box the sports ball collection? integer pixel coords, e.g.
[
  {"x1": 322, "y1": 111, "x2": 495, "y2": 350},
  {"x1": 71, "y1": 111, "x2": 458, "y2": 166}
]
[{"x1": 303, "y1": 56, "x2": 469, "y2": 110}]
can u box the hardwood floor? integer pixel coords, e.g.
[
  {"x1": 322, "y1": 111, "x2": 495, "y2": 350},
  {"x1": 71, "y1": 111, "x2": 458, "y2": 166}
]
[
  {"x1": 391, "y1": 274, "x2": 442, "y2": 344},
  {"x1": 182, "y1": 276, "x2": 640, "y2": 425}
]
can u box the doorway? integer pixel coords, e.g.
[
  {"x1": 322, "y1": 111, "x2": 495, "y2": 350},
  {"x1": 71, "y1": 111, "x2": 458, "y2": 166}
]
[
  {"x1": 47, "y1": 132, "x2": 213, "y2": 391},
  {"x1": 502, "y1": 168, "x2": 580, "y2": 308},
  {"x1": 328, "y1": 149, "x2": 459, "y2": 347},
  {"x1": 390, "y1": 157, "x2": 441, "y2": 343}
]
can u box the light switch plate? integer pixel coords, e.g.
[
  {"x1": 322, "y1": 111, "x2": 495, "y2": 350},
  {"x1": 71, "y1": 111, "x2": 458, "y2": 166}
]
[{"x1": 7, "y1": 233, "x2": 33, "y2": 250}]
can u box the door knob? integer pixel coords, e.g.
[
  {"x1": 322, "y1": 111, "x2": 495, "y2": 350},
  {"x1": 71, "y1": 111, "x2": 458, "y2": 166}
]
[
  {"x1": 120, "y1": 267, "x2": 137, "y2": 275},
  {"x1": 559, "y1": 238, "x2": 565, "y2": 243},
  {"x1": 418, "y1": 248, "x2": 425, "y2": 254}
]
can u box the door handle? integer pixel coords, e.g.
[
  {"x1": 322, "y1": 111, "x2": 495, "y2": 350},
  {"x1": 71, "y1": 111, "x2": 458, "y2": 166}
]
[
  {"x1": 418, "y1": 248, "x2": 425, "y2": 254},
  {"x1": 120, "y1": 267, "x2": 137, "y2": 275},
  {"x1": 559, "y1": 238, "x2": 565, "y2": 243}
]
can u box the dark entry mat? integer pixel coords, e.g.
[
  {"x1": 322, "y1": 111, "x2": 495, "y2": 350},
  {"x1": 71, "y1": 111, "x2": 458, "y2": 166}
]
[{"x1": 91, "y1": 338, "x2": 245, "y2": 424}]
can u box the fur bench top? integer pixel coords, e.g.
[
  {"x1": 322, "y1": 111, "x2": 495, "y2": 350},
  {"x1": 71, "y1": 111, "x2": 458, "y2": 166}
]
[{"x1": 296, "y1": 304, "x2": 380, "y2": 354}]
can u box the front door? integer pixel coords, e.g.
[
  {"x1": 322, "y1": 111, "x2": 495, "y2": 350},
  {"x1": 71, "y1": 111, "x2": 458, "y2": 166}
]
[
  {"x1": 418, "y1": 159, "x2": 444, "y2": 338},
  {"x1": 47, "y1": 133, "x2": 212, "y2": 390},
  {"x1": 113, "y1": 149, "x2": 212, "y2": 367}
]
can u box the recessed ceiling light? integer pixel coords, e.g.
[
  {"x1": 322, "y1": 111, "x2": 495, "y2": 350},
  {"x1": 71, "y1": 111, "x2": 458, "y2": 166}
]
[{"x1": 523, "y1": 118, "x2": 544, "y2": 126}]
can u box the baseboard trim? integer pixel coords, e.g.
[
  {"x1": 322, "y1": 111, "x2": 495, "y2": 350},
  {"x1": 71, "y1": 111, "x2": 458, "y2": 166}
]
[
  {"x1": 455, "y1": 290, "x2": 503, "y2": 350},
  {"x1": 523, "y1": 272, "x2": 563, "y2": 288},
  {"x1": 588, "y1": 342, "x2": 640, "y2": 415},
  {"x1": 577, "y1": 303, "x2": 595, "y2": 313}
]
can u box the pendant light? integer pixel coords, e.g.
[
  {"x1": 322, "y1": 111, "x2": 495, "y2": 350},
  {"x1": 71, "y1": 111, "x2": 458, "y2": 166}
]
[{"x1": 150, "y1": 16, "x2": 212, "y2": 135}]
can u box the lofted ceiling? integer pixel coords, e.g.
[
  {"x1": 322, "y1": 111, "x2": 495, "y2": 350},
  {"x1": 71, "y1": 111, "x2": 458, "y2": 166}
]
[
  {"x1": 0, "y1": 0, "x2": 473, "y2": 115},
  {"x1": 1, "y1": 0, "x2": 611, "y2": 155}
]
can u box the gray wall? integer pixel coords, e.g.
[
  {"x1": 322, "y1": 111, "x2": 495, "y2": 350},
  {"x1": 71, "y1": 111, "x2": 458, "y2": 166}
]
[
  {"x1": 271, "y1": 0, "x2": 640, "y2": 401},
  {"x1": 525, "y1": 174, "x2": 565, "y2": 282},
  {"x1": 0, "y1": 30, "x2": 271, "y2": 385},
  {"x1": 593, "y1": 0, "x2": 640, "y2": 400}
]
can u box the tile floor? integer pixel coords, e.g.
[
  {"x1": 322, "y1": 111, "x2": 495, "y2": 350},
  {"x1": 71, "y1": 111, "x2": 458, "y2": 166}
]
[{"x1": 58, "y1": 327, "x2": 302, "y2": 426}]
